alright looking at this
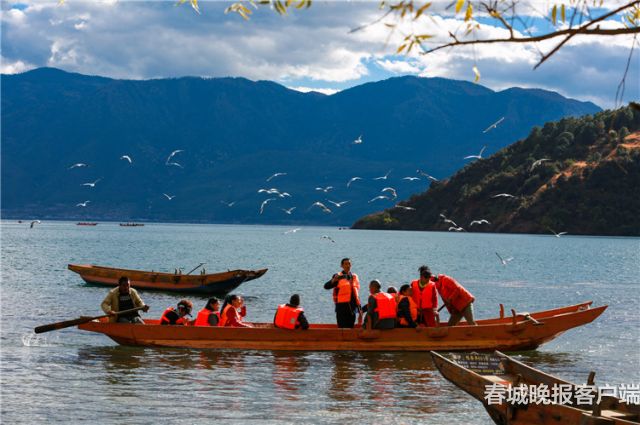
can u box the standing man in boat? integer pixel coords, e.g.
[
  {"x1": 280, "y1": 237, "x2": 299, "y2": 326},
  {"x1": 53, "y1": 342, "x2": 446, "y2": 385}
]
[
  {"x1": 324, "y1": 258, "x2": 363, "y2": 328},
  {"x1": 429, "y1": 268, "x2": 477, "y2": 326},
  {"x1": 365, "y1": 280, "x2": 396, "y2": 330},
  {"x1": 411, "y1": 265, "x2": 439, "y2": 327},
  {"x1": 101, "y1": 276, "x2": 149, "y2": 323},
  {"x1": 274, "y1": 294, "x2": 309, "y2": 330},
  {"x1": 160, "y1": 299, "x2": 193, "y2": 325}
]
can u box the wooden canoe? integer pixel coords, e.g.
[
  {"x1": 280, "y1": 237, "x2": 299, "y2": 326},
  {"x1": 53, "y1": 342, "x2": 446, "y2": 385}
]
[
  {"x1": 430, "y1": 350, "x2": 639, "y2": 425},
  {"x1": 68, "y1": 264, "x2": 268, "y2": 295},
  {"x1": 76, "y1": 302, "x2": 606, "y2": 351}
]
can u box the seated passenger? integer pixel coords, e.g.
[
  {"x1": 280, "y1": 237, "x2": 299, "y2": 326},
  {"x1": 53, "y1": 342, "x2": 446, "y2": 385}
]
[
  {"x1": 219, "y1": 294, "x2": 252, "y2": 328},
  {"x1": 366, "y1": 280, "x2": 396, "y2": 330},
  {"x1": 397, "y1": 284, "x2": 419, "y2": 328},
  {"x1": 194, "y1": 297, "x2": 221, "y2": 326},
  {"x1": 160, "y1": 299, "x2": 193, "y2": 325},
  {"x1": 274, "y1": 294, "x2": 309, "y2": 330}
]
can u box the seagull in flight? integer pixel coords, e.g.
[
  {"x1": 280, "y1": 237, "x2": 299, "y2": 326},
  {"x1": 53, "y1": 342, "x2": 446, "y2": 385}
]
[
  {"x1": 470, "y1": 219, "x2": 491, "y2": 226},
  {"x1": 310, "y1": 202, "x2": 332, "y2": 214},
  {"x1": 166, "y1": 150, "x2": 184, "y2": 167},
  {"x1": 163, "y1": 193, "x2": 176, "y2": 200},
  {"x1": 439, "y1": 213, "x2": 459, "y2": 227},
  {"x1": 548, "y1": 228, "x2": 568, "y2": 238},
  {"x1": 120, "y1": 155, "x2": 133, "y2": 164},
  {"x1": 281, "y1": 207, "x2": 297, "y2": 215},
  {"x1": 76, "y1": 201, "x2": 90, "y2": 207},
  {"x1": 315, "y1": 186, "x2": 334, "y2": 193},
  {"x1": 403, "y1": 177, "x2": 420, "y2": 181},
  {"x1": 327, "y1": 200, "x2": 349, "y2": 208},
  {"x1": 260, "y1": 198, "x2": 276, "y2": 214},
  {"x1": 284, "y1": 228, "x2": 301, "y2": 234},
  {"x1": 30, "y1": 220, "x2": 41, "y2": 228},
  {"x1": 220, "y1": 201, "x2": 236, "y2": 207},
  {"x1": 68, "y1": 163, "x2": 88, "y2": 169},
  {"x1": 266, "y1": 172, "x2": 287, "y2": 182},
  {"x1": 347, "y1": 177, "x2": 362, "y2": 188},
  {"x1": 321, "y1": 235, "x2": 336, "y2": 243},
  {"x1": 530, "y1": 158, "x2": 550, "y2": 172},
  {"x1": 495, "y1": 252, "x2": 514, "y2": 266},
  {"x1": 491, "y1": 193, "x2": 516, "y2": 199},
  {"x1": 417, "y1": 169, "x2": 439, "y2": 182},
  {"x1": 259, "y1": 188, "x2": 290, "y2": 198},
  {"x1": 394, "y1": 204, "x2": 415, "y2": 211},
  {"x1": 352, "y1": 135, "x2": 363, "y2": 145},
  {"x1": 81, "y1": 178, "x2": 101, "y2": 188},
  {"x1": 368, "y1": 195, "x2": 390, "y2": 203},
  {"x1": 482, "y1": 117, "x2": 505, "y2": 133},
  {"x1": 464, "y1": 146, "x2": 487, "y2": 160},
  {"x1": 448, "y1": 226, "x2": 465, "y2": 232},
  {"x1": 381, "y1": 187, "x2": 397, "y2": 199},
  {"x1": 373, "y1": 170, "x2": 392, "y2": 180}
]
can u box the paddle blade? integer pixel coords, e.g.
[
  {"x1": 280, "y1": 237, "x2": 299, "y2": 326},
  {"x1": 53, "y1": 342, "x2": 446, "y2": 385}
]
[{"x1": 34, "y1": 316, "x2": 94, "y2": 334}]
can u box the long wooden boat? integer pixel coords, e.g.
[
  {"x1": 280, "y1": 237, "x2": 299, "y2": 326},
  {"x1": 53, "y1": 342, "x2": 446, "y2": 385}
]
[
  {"x1": 119, "y1": 222, "x2": 144, "y2": 226},
  {"x1": 431, "y1": 350, "x2": 639, "y2": 424},
  {"x1": 68, "y1": 264, "x2": 268, "y2": 295},
  {"x1": 76, "y1": 301, "x2": 606, "y2": 351},
  {"x1": 76, "y1": 222, "x2": 98, "y2": 226}
]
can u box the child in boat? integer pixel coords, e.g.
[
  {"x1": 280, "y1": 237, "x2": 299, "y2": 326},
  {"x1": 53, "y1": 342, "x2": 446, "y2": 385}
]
[
  {"x1": 219, "y1": 294, "x2": 252, "y2": 328},
  {"x1": 194, "y1": 297, "x2": 221, "y2": 326},
  {"x1": 160, "y1": 299, "x2": 193, "y2": 325}
]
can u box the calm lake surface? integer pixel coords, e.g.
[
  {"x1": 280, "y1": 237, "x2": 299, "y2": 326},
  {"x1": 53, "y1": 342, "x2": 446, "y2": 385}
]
[{"x1": 1, "y1": 221, "x2": 639, "y2": 424}]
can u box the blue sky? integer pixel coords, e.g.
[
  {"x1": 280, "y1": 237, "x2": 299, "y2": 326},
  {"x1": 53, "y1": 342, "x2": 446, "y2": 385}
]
[{"x1": 1, "y1": 1, "x2": 638, "y2": 108}]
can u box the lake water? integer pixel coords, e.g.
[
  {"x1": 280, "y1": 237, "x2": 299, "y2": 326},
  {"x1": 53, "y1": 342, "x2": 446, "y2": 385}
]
[{"x1": 1, "y1": 221, "x2": 639, "y2": 424}]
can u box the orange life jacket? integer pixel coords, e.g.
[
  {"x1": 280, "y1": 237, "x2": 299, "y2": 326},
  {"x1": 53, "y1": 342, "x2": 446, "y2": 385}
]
[
  {"x1": 160, "y1": 307, "x2": 187, "y2": 325},
  {"x1": 397, "y1": 294, "x2": 418, "y2": 326},
  {"x1": 435, "y1": 274, "x2": 474, "y2": 313},
  {"x1": 410, "y1": 279, "x2": 438, "y2": 309},
  {"x1": 194, "y1": 308, "x2": 220, "y2": 326},
  {"x1": 374, "y1": 292, "x2": 397, "y2": 320},
  {"x1": 219, "y1": 304, "x2": 235, "y2": 327},
  {"x1": 332, "y1": 272, "x2": 360, "y2": 305},
  {"x1": 274, "y1": 304, "x2": 304, "y2": 330}
]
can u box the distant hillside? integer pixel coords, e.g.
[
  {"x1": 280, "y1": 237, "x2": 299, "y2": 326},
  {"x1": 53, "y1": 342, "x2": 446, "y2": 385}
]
[
  {"x1": 1, "y1": 68, "x2": 600, "y2": 224},
  {"x1": 353, "y1": 106, "x2": 640, "y2": 236}
]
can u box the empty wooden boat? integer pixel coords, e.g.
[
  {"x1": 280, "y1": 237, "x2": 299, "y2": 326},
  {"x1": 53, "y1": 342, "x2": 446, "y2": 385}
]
[
  {"x1": 76, "y1": 302, "x2": 606, "y2": 351},
  {"x1": 431, "y1": 350, "x2": 639, "y2": 424},
  {"x1": 68, "y1": 263, "x2": 268, "y2": 295}
]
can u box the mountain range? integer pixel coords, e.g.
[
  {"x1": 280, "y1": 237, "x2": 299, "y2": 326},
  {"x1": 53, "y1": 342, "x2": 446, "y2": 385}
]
[{"x1": 1, "y1": 67, "x2": 600, "y2": 224}]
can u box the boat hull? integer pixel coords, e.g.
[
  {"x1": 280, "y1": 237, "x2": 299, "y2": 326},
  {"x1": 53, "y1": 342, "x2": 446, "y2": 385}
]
[
  {"x1": 68, "y1": 264, "x2": 268, "y2": 295},
  {"x1": 77, "y1": 303, "x2": 606, "y2": 352}
]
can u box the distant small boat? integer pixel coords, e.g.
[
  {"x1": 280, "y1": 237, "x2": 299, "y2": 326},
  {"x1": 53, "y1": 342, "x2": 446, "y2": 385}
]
[
  {"x1": 119, "y1": 222, "x2": 144, "y2": 227},
  {"x1": 77, "y1": 222, "x2": 98, "y2": 226},
  {"x1": 431, "y1": 350, "x2": 639, "y2": 425},
  {"x1": 68, "y1": 263, "x2": 268, "y2": 295}
]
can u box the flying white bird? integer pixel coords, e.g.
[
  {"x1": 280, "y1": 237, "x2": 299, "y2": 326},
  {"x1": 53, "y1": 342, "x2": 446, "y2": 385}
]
[
  {"x1": 530, "y1": 158, "x2": 550, "y2": 172},
  {"x1": 260, "y1": 198, "x2": 276, "y2": 214},
  {"x1": 347, "y1": 177, "x2": 363, "y2": 188},
  {"x1": 163, "y1": 193, "x2": 176, "y2": 200},
  {"x1": 381, "y1": 187, "x2": 397, "y2": 199},
  {"x1": 68, "y1": 163, "x2": 88, "y2": 169},
  {"x1": 310, "y1": 202, "x2": 332, "y2": 214},
  {"x1": 394, "y1": 204, "x2": 415, "y2": 211},
  {"x1": 470, "y1": 219, "x2": 491, "y2": 226},
  {"x1": 266, "y1": 172, "x2": 287, "y2": 182},
  {"x1": 120, "y1": 155, "x2": 133, "y2": 164},
  {"x1": 327, "y1": 200, "x2": 349, "y2": 208},
  {"x1": 403, "y1": 177, "x2": 420, "y2": 181},
  {"x1": 464, "y1": 146, "x2": 487, "y2": 160},
  {"x1": 81, "y1": 178, "x2": 102, "y2": 188},
  {"x1": 417, "y1": 170, "x2": 439, "y2": 182},
  {"x1": 76, "y1": 201, "x2": 90, "y2": 207},
  {"x1": 220, "y1": 201, "x2": 236, "y2": 207},
  {"x1": 439, "y1": 213, "x2": 459, "y2": 227},
  {"x1": 482, "y1": 117, "x2": 505, "y2": 133},
  {"x1": 352, "y1": 135, "x2": 363, "y2": 145},
  {"x1": 495, "y1": 252, "x2": 514, "y2": 266},
  {"x1": 315, "y1": 186, "x2": 334, "y2": 193},
  {"x1": 448, "y1": 226, "x2": 465, "y2": 232},
  {"x1": 166, "y1": 150, "x2": 183, "y2": 163},
  {"x1": 321, "y1": 235, "x2": 336, "y2": 243},
  {"x1": 281, "y1": 207, "x2": 297, "y2": 215},
  {"x1": 368, "y1": 195, "x2": 390, "y2": 203},
  {"x1": 259, "y1": 188, "x2": 290, "y2": 198},
  {"x1": 373, "y1": 170, "x2": 392, "y2": 180},
  {"x1": 284, "y1": 228, "x2": 301, "y2": 234},
  {"x1": 548, "y1": 228, "x2": 568, "y2": 238},
  {"x1": 166, "y1": 161, "x2": 183, "y2": 168},
  {"x1": 491, "y1": 193, "x2": 516, "y2": 199},
  {"x1": 30, "y1": 220, "x2": 41, "y2": 228}
]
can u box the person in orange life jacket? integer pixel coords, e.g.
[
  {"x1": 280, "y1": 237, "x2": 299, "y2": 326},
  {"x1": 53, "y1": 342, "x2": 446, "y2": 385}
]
[
  {"x1": 219, "y1": 294, "x2": 252, "y2": 328},
  {"x1": 397, "y1": 284, "x2": 419, "y2": 328},
  {"x1": 274, "y1": 294, "x2": 309, "y2": 330},
  {"x1": 160, "y1": 299, "x2": 193, "y2": 325},
  {"x1": 194, "y1": 297, "x2": 221, "y2": 326},
  {"x1": 323, "y1": 258, "x2": 362, "y2": 328},
  {"x1": 101, "y1": 276, "x2": 149, "y2": 324},
  {"x1": 429, "y1": 269, "x2": 477, "y2": 326},
  {"x1": 411, "y1": 265, "x2": 439, "y2": 327},
  {"x1": 365, "y1": 280, "x2": 396, "y2": 330}
]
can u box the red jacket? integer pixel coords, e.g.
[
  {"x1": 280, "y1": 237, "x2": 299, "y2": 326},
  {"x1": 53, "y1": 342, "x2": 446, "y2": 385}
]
[{"x1": 435, "y1": 274, "x2": 474, "y2": 313}]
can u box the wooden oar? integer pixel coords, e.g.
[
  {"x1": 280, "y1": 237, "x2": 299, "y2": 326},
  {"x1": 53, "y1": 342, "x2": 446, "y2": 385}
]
[{"x1": 34, "y1": 306, "x2": 146, "y2": 334}]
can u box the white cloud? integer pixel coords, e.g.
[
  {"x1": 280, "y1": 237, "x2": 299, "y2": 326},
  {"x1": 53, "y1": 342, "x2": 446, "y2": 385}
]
[
  {"x1": 0, "y1": 57, "x2": 35, "y2": 74},
  {"x1": 376, "y1": 59, "x2": 423, "y2": 74},
  {"x1": 288, "y1": 86, "x2": 340, "y2": 95}
]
